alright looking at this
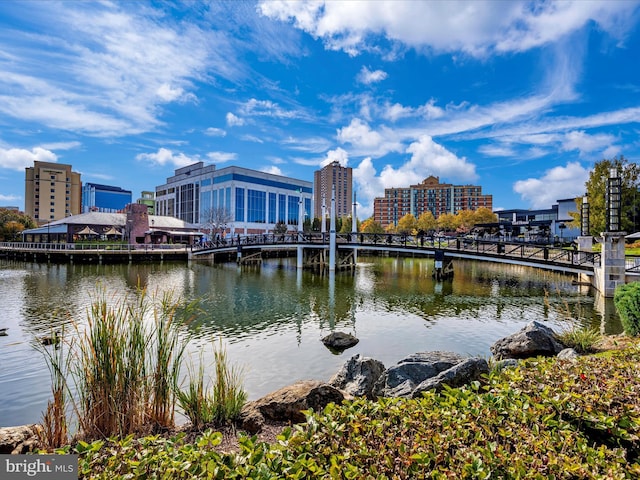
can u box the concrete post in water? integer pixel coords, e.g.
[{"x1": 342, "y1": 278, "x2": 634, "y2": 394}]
[
  {"x1": 329, "y1": 185, "x2": 336, "y2": 271},
  {"x1": 297, "y1": 189, "x2": 304, "y2": 269},
  {"x1": 351, "y1": 191, "x2": 358, "y2": 264},
  {"x1": 594, "y1": 232, "x2": 626, "y2": 297},
  {"x1": 321, "y1": 196, "x2": 326, "y2": 235}
]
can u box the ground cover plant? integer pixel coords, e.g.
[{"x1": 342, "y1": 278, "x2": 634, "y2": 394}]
[{"x1": 50, "y1": 341, "x2": 640, "y2": 479}]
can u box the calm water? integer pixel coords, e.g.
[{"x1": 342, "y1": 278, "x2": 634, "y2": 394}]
[{"x1": 0, "y1": 256, "x2": 621, "y2": 427}]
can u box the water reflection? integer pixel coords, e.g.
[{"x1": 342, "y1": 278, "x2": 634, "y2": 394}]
[{"x1": 0, "y1": 256, "x2": 621, "y2": 428}]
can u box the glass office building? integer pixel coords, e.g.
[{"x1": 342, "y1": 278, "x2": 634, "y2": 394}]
[
  {"x1": 82, "y1": 183, "x2": 132, "y2": 213},
  {"x1": 155, "y1": 163, "x2": 312, "y2": 235}
]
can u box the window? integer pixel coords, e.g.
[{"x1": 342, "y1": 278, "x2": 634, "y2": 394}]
[
  {"x1": 278, "y1": 194, "x2": 286, "y2": 223},
  {"x1": 235, "y1": 188, "x2": 245, "y2": 222},
  {"x1": 288, "y1": 195, "x2": 299, "y2": 225},
  {"x1": 269, "y1": 193, "x2": 277, "y2": 223},
  {"x1": 247, "y1": 189, "x2": 266, "y2": 223}
]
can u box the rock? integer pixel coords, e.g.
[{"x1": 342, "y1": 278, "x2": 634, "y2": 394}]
[
  {"x1": 0, "y1": 327, "x2": 7, "y2": 337},
  {"x1": 321, "y1": 332, "x2": 359, "y2": 352},
  {"x1": 557, "y1": 348, "x2": 579, "y2": 360},
  {"x1": 239, "y1": 380, "x2": 344, "y2": 434},
  {"x1": 492, "y1": 358, "x2": 519, "y2": 372},
  {"x1": 329, "y1": 354, "x2": 385, "y2": 400},
  {"x1": 374, "y1": 351, "x2": 469, "y2": 398},
  {"x1": 412, "y1": 357, "x2": 489, "y2": 398},
  {"x1": 0, "y1": 424, "x2": 42, "y2": 454},
  {"x1": 490, "y1": 321, "x2": 566, "y2": 360}
]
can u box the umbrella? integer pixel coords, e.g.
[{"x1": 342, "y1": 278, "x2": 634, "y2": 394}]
[
  {"x1": 626, "y1": 232, "x2": 640, "y2": 239},
  {"x1": 77, "y1": 226, "x2": 99, "y2": 235},
  {"x1": 103, "y1": 226, "x2": 122, "y2": 236}
]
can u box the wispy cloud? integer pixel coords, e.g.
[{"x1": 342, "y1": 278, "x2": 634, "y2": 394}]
[
  {"x1": 357, "y1": 66, "x2": 388, "y2": 85},
  {"x1": 207, "y1": 151, "x2": 237, "y2": 162},
  {"x1": 204, "y1": 127, "x2": 227, "y2": 137},
  {"x1": 135, "y1": 147, "x2": 199, "y2": 168}
]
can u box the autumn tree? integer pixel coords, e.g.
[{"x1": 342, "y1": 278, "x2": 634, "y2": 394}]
[
  {"x1": 472, "y1": 207, "x2": 498, "y2": 225},
  {"x1": 0, "y1": 208, "x2": 36, "y2": 241},
  {"x1": 583, "y1": 156, "x2": 640, "y2": 235},
  {"x1": 416, "y1": 211, "x2": 437, "y2": 233},
  {"x1": 396, "y1": 213, "x2": 417, "y2": 234},
  {"x1": 437, "y1": 212, "x2": 458, "y2": 232},
  {"x1": 360, "y1": 218, "x2": 385, "y2": 234}
]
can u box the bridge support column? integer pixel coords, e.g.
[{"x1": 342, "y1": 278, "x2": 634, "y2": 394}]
[
  {"x1": 593, "y1": 232, "x2": 626, "y2": 297},
  {"x1": 297, "y1": 245, "x2": 303, "y2": 269}
]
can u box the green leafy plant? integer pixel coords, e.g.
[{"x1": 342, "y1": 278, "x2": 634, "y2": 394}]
[{"x1": 614, "y1": 282, "x2": 640, "y2": 336}]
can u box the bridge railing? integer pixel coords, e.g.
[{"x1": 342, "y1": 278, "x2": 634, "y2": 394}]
[
  {"x1": 189, "y1": 233, "x2": 601, "y2": 269},
  {"x1": 0, "y1": 242, "x2": 189, "y2": 252}
]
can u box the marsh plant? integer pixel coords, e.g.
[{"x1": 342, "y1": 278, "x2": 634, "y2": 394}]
[
  {"x1": 176, "y1": 339, "x2": 247, "y2": 429},
  {"x1": 38, "y1": 287, "x2": 201, "y2": 445}
]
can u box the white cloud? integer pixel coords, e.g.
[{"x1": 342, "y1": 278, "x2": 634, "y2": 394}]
[
  {"x1": 321, "y1": 147, "x2": 349, "y2": 167},
  {"x1": 0, "y1": 193, "x2": 20, "y2": 202},
  {"x1": 38, "y1": 141, "x2": 81, "y2": 151},
  {"x1": 259, "y1": 1, "x2": 638, "y2": 58},
  {"x1": 560, "y1": 130, "x2": 617, "y2": 156},
  {"x1": 226, "y1": 112, "x2": 245, "y2": 127},
  {"x1": 0, "y1": 2, "x2": 239, "y2": 136},
  {"x1": 513, "y1": 161, "x2": 589, "y2": 209},
  {"x1": 204, "y1": 127, "x2": 227, "y2": 137},
  {"x1": 261, "y1": 166, "x2": 284, "y2": 176},
  {"x1": 357, "y1": 66, "x2": 388, "y2": 85},
  {"x1": 135, "y1": 147, "x2": 198, "y2": 167},
  {"x1": 0, "y1": 146, "x2": 58, "y2": 171},
  {"x1": 337, "y1": 118, "x2": 403, "y2": 157},
  {"x1": 239, "y1": 98, "x2": 306, "y2": 120},
  {"x1": 353, "y1": 157, "x2": 383, "y2": 219},
  {"x1": 207, "y1": 151, "x2": 237, "y2": 162}
]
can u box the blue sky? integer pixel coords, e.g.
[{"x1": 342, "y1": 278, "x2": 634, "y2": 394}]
[{"x1": 1, "y1": 0, "x2": 640, "y2": 219}]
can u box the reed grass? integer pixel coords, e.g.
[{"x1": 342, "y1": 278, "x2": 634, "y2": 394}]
[
  {"x1": 176, "y1": 338, "x2": 247, "y2": 429},
  {"x1": 36, "y1": 327, "x2": 71, "y2": 449},
  {"x1": 37, "y1": 287, "x2": 199, "y2": 445}
]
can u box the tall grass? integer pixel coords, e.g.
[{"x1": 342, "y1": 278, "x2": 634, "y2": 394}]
[
  {"x1": 176, "y1": 338, "x2": 247, "y2": 429},
  {"x1": 36, "y1": 327, "x2": 71, "y2": 449},
  {"x1": 38, "y1": 287, "x2": 199, "y2": 445}
]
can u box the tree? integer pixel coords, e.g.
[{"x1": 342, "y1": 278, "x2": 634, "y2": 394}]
[
  {"x1": 0, "y1": 208, "x2": 36, "y2": 241},
  {"x1": 455, "y1": 210, "x2": 476, "y2": 233},
  {"x1": 360, "y1": 218, "x2": 384, "y2": 234},
  {"x1": 583, "y1": 156, "x2": 640, "y2": 235},
  {"x1": 416, "y1": 211, "x2": 437, "y2": 233},
  {"x1": 274, "y1": 221, "x2": 288, "y2": 234},
  {"x1": 437, "y1": 213, "x2": 458, "y2": 232},
  {"x1": 201, "y1": 207, "x2": 232, "y2": 238},
  {"x1": 396, "y1": 213, "x2": 417, "y2": 234},
  {"x1": 472, "y1": 207, "x2": 498, "y2": 225}
]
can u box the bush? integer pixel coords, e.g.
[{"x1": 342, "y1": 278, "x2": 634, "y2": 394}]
[
  {"x1": 614, "y1": 282, "x2": 640, "y2": 336},
  {"x1": 66, "y1": 346, "x2": 640, "y2": 479}
]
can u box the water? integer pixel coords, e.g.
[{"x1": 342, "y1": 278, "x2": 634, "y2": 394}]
[{"x1": 0, "y1": 256, "x2": 621, "y2": 428}]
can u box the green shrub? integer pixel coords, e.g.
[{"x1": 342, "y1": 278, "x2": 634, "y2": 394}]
[{"x1": 614, "y1": 282, "x2": 640, "y2": 336}]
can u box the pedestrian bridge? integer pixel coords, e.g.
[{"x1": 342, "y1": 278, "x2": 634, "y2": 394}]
[{"x1": 191, "y1": 232, "x2": 623, "y2": 276}]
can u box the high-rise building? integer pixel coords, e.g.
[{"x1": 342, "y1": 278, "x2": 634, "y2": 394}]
[
  {"x1": 313, "y1": 161, "x2": 353, "y2": 220},
  {"x1": 82, "y1": 183, "x2": 132, "y2": 213},
  {"x1": 373, "y1": 176, "x2": 492, "y2": 228},
  {"x1": 155, "y1": 162, "x2": 312, "y2": 234},
  {"x1": 25, "y1": 161, "x2": 81, "y2": 225}
]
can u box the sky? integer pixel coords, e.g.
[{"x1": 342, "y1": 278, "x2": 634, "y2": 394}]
[{"x1": 1, "y1": 0, "x2": 640, "y2": 220}]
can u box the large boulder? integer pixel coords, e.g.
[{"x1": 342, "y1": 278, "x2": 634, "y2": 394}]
[
  {"x1": 329, "y1": 354, "x2": 385, "y2": 400},
  {"x1": 374, "y1": 351, "x2": 481, "y2": 398},
  {"x1": 490, "y1": 321, "x2": 566, "y2": 360},
  {"x1": 411, "y1": 357, "x2": 489, "y2": 398},
  {"x1": 239, "y1": 380, "x2": 344, "y2": 434},
  {"x1": 0, "y1": 424, "x2": 42, "y2": 454},
  {"x1": 321, "y1": 332, "x2": 359, "y2": 352}
]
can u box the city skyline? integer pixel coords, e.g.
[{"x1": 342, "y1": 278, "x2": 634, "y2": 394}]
[{"x1": 1, "y1": 1, "x2": 640, "y2": 219}]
